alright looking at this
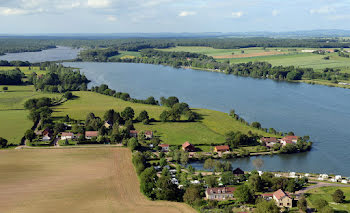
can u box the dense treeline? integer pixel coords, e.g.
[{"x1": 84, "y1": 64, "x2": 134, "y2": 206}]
[
  {"x1": 0, "y1": 68, "x2": 25, "y2": 85},
  {"x1": 29, "y1": 64, "x2": 89, "y2": 92},
  {"x1": 3, "y1": 37, "x2": 350, "y2": 56},
  {"x1": 78, "y1": 48, "x2": 119, "y2": 62},
  {"x1": 91, "y1": 84, "x2": 159, "y2": 105},
  {"x1": 140, "y1": 49, "x2": 212, "y2": 60},
  {"x1": 0, "y1": 60, "x2": 31, "y2": 67},
  {"x1": 0, "y1": 39, "x2": 56, "y2": 56},
  {"x1": 116, "y1": 49, "x2": 349, "y2": 82}
]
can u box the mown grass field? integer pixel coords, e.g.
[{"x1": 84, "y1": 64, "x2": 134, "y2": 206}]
[
  {"x1": 306, "y1": 186, "x2": 350, "y2": 212},
  {"x1": 0, "y1": 85, "x2": 59, "y2": 144},
  {"x1": 0, "y1": 147, "x2": 196, "y2": 213},
  {"x1": 0, "y1": 66, "x2": 47, "y2": 76},
  {"x1": 109, "y1": 51, "x2": 141, "y2": 60},
  {"x1": 53, "y1": 91, "x2": 276, "y2": 145}
]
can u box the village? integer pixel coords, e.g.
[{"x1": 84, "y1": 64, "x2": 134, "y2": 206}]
[{"x1": 30, "y1": 121, "x2": 349, "y2": 212}]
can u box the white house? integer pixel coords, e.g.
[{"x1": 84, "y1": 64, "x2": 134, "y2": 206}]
[
  {"x1": 275, "y1": 174, "x2": 281, "y2": 177},
  {"x1": 305, "y1": 173, "x2": 310, "y2": 177},
  {"x1": 171, "y1": 178, "x2": 179, "y2": 185},
  {"x1": 341, "y1": 180, "x2": 348, "y2": 184},
  {"x1": 335, "y1": 175, "x2": 342, "y2": 180},
  {"x1": 258, "y1": 171, "x2": 264, "y2": 176},
  {"x1": 190, "y1": 180, "x2": 200, "y2": 184},
  {"x1": 289, "y1": 172, "x2": 296, "y2": 178},
  {"x1": 159, "y1": 144, "x2": 169, "y2": 152},
  {"x1": 42, "y1": 134, "x2": 52, "y2": 141},
  {"x1": 61, "y1": 132, "x2": 74, "y2": 140},
  {"x1": 321, "y1": 174, "x2": 329, "y2": 179},
  {"x1": 330, "y1": 178, "x2": 337, "y2": 182}
]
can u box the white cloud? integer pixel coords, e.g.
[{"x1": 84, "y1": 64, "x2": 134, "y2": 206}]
[
  {"x1": 272, "y1": 9, "x2": 280, "y2": 16},
  {"x1": 178, "y1": 11, "x2": 196, "y2": 17},
  {"x1": 310, "y1": 6, "x2": 335, "y2": 14},
  {"x1": 87, "y1": 0, "x2": 111, "y2": 8},
  {"x1": 232, "y1": 11, "x2": 243, "y2": 18},
  {"x1": 106, "y1": 15, "x2": 117, "y2": 22},
  {"x1": 0, "y1": 7, "x2": 28, "y2": 15}
]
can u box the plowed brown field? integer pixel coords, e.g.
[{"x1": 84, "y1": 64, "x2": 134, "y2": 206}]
[{"x1": 0, "y1": 148, "x2": 196, "y2": 213}]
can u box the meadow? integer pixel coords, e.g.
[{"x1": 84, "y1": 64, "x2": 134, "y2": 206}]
[
  {"x1": 0, "y1": 147, "x2": 196, "y2": 213},
  {"x1": 0, "y1": 66, "x2": 47, "y2": 76},
  {"x1": 53, "y1": 91, "x2": 276, "y2": 145},
  {"x1": 158, "y1": 46, "x2": 350, "y2": 73},
  {"x1": 0, "y1": 85, "x2": 59, "y2": 144},
  {"x1": 306, "y1": 186, "x2": 350, "y2": 212}
]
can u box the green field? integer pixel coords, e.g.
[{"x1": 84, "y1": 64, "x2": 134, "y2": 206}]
[
  {"x1": 306, "y1": 186, "x2": 350, "y2": 212},
  {"x1": 53, "y1": 91, "x2": 276, "y2": 145},
  {"x1": 109, "y1": 51, "x2": 141, "y2": 60},
  {"x1": 222, "y1": 53, "x2": 350, "y2": 73},
  {"x1": 0, "y1": 66, "x2": 47, "y2": 76},
  {"x1": 0, "y1": 85, "x2": 59, "y2": 144},
  {"x1": 157, "y1": 46, "x2": 290, "y2": 57},
  {"x1": 158, "y1": 46, "x2": 350, "y2": 74}
]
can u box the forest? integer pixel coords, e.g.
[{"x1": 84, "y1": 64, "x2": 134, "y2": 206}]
[{"x1": 2, "y1": 37, "x2": 350, "y2": 56}]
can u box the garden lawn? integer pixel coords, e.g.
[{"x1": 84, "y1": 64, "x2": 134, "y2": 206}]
[
  {"x1": 306, "y1": 186, "x2": 350, "y2": 212},
  {"x1": 53, "y1": 91, "x2": 278, "y2": 145}
]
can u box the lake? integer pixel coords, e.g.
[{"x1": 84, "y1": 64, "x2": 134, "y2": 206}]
[
  {"x1": 63, "y1": 62, "x2": 350, "y2": 176},
  {"x1": 0, "y1": 46, "x2": 80, "y2": 63}
]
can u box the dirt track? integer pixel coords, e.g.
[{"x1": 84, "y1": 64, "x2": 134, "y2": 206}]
[{"x1": 0, "y1": 148, "x2": 196, "y2": 213}]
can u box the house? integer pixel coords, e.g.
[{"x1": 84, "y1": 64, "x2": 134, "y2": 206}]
[
  {"x1": 85, "y1": 131, "x2": 99, "y2": 139},
  {"x1": 289, "y1": 172, "x2": 297, "y2": 178},
  {"x1": 205, "y1": 187, "x2": 236, "y2": 201},
  {"x1": 261, "y1": 193, "x2": 274, "y2": 201},
  {"x1": 273, "y1": 189, "x2": 293, "y2": 208},
  {"x1": 301, "y1": 49, "x2": 316, "y2": 53},
  {"x1": 159, "y1": 144, "x2": 169, "y2": 152},
  {"x1": 144, "y1": 130, "x2": 153, "y2": 139},
  {"x1": 41, "y1": 128, "x2": 53, "y2": 141},
  {"x1": 280, "y1": 136, "x2": 299, "y2": 146},
  {"x1": 233, "y1": 168, "x2": 244, "y2": 176},
  {"x1": 260, "y1": 137, "x2": 279, "y2": 148},
  {"x1": 190, "y1": 180, "x2": 200, "y2": 184},
  {"x1": 182, "y1": 141, "x2": 196, "y2": 152},
  {"x1": 42, "y1": 133, "x2": 52, "y2": 141},
  {"x1": 214, "y1": 145, "x2": 230, "y2": 153},
  {"x1": 129, "y1": 130, "x2": 138, "y2": 138},
  {"x1": 171, "y1": 178, "x2": 179, "y2": 185},
  {"x1": 335, "y1": 175, "x2": 342, "y2": 180},
  {"x1": 341, "y1": 180, "x2": 348, "y2": 184},
  {"x1": 61, "y1": 132, "x2": 74, "y2": 140},
  {"x1": 104, "y1": 121, "x2": 112, "y2": 129},
  {"x1": 258, "y1": 171, "x2": 264, "y2": 176}
]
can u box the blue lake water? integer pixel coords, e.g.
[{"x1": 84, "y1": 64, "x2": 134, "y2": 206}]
[
  {"x1": 63, "y1": 62, "x2": 350, "y2": 176},
  {"x1": 3, "y1": 47, "x2": 349, "y2": 176},
  {"x1": 0, "y1": 46, "x2": 80, "y2": 63}
]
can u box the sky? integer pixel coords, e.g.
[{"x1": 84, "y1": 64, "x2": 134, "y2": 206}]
[{"x1": 0, "y1": 0, "x2": 350, "y2": 33}]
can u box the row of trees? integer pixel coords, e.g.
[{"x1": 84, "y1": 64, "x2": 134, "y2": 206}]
[
  {"x1": 0, "y1": 39, "x2": 56, "y2": 56},
  {"x1": 91, "y1": 84, "x2": 159, "y2": 105}
]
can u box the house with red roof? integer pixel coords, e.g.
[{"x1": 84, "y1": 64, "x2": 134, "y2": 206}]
[
  {"x1": 273, "y1": 189, "x2": 293, "y2": 208},
  {"x1": 280, "y1": 136, "x2": 299, "y2": 146},
  {"x1": 85, "y1": 131, "x2": 99, "y2": 140},
  {"x1": 129, "y1": 130, "x2": 138, "y2": 138},
  {"x1": 182, "y1": 141, "x2": 196, "y2": 152},
  {"x1": 260, "y1": 137, "x2": 279, "y2": 148},
  {"x1": 159, "y1": 144, "x2": 169, "y2": 152},
  {"x1": 144, "y1": 130, "x2": 153, "y2": 139},
  {"x1": 61, "y1": 132, "x2": 74, "y2": 140},
  {"x1": 214, "y1": 145, "x2": 230, "y2": 153},
  {"x1": 205, "y1": 187, "x2": 236, "y2": 200}
]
